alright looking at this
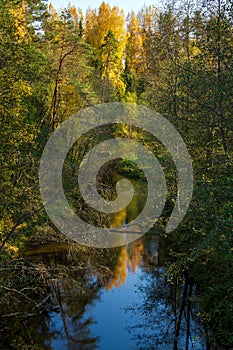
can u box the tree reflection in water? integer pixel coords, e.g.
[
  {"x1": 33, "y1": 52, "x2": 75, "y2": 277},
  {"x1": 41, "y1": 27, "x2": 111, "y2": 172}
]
[
  {"x1": 0, "y1": 234, "x2": 207, "y2": 349},
  {"x1": 124, "y1": 239, "x2": 206, "y2": 350},
  {"x1": 0, "y1": 175, "x2": 207, "y2": 350}
]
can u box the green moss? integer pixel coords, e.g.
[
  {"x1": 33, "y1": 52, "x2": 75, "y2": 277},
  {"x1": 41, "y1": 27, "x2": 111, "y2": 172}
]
[{"x1": 116, "y1": 159, "x2": 145, "y2": 180}]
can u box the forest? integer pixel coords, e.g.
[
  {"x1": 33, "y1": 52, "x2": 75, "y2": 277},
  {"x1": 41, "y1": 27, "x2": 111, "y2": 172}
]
[{"x1": 0, "y1": 0, "x2": 232, "y2": 349}]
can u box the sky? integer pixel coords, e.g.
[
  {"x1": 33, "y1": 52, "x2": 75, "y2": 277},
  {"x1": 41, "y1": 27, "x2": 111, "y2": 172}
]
[{"x1": 50, "y1": 0, "x2": 160, "y2": 15}]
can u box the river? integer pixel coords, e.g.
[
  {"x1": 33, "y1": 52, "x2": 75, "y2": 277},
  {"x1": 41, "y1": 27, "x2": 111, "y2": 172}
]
[
  {"x1": 19, "y1": 179, "x2": 207, "y2": 350},
  {"x1": 17, "y1": 234, "x2": 206, "y2": 350}
]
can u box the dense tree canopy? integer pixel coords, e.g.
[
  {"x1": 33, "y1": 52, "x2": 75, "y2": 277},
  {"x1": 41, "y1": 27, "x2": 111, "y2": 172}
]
[{"x1": 0, "y1": 0, "x2": 232, "y2": 348}]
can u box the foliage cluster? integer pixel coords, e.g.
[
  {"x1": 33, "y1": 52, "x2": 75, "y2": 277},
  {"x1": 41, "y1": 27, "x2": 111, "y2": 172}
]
[{"x1": 0, "y1": 0, "x2": 232, "y2": 347}]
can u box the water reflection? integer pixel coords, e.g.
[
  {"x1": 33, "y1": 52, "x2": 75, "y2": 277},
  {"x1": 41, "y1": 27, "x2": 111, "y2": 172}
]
[
  {"x1": 0, "y1": 233, "x2": 207, "y2": 350},
  {"x1": 17, "y1": 235, "x2": 204, "y2": 350},
  {"x1": 0, "y1": 181, "x2": 206, "y2": 349}
]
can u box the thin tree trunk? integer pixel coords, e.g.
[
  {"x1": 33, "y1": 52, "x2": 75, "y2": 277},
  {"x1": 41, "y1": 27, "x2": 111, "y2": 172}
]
[
  {"x1": 216, "y1": 0, "x2": 229, "y2": 161},
  {"x1": 174, "y1": 276, "x2": 189, "y2": 349},
  {"x1": 185, "y1": 278, "x2": 193, "y2": 349},
  {"x1": 50, "y1": 46, "x2": 76, "y2": 131}
]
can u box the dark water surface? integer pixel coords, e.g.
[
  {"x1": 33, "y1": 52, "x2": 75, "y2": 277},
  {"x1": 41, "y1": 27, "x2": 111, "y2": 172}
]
[
  {"x1": 18, "y1": 179, "x2": 206, "y2": 350},
  {"x1": 21, "y1": 237, "x2": 206, "y2": 350}
]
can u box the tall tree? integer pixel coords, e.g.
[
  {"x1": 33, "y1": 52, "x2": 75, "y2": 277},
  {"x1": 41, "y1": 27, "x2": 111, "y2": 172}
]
[
  {"x1": 44, "y1": 5, "x2": 97, "y2": 130},
  {"x1": 85, "y1": 2, "x2": 127, "y2": 101},
  {"x1": 124, "y1": 11, "x2": 145, "y2": 99},
  {"x1": 0, "y1": 0, "x2": 49, "y2": 249}
]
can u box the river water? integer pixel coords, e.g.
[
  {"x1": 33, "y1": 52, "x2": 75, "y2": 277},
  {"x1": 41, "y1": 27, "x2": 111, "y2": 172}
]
[
  {"x1": 32, "y1": 235, "x2": 204, "y2": 350},
  {"x1": 14, "y1": 177, "x2": 207, "y2": 350}
]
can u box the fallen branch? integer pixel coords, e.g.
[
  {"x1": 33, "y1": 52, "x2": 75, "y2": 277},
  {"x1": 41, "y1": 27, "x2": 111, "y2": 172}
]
[
  {"x1": 33, "y1": 294, "x2": 51, "y2": 309},
  {"x1": 0, "y1": 286, "x2": 37, "y2": 305}
]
